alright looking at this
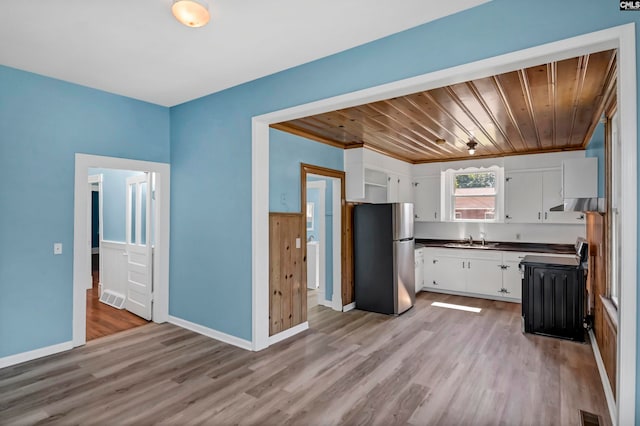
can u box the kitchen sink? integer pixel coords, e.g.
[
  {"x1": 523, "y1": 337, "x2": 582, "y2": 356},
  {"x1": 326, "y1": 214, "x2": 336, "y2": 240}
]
[{"x1": 443, "y1": 242, "x2": 499, "y2": 249}]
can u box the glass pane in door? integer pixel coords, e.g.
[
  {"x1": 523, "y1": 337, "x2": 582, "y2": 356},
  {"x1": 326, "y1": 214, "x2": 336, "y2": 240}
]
[
  {"x1": 130, "y1": 183, "x2": 137, "y2": 244},
  {"x1": 140, "y1": 182, "x2": 147, "y2": 245}
]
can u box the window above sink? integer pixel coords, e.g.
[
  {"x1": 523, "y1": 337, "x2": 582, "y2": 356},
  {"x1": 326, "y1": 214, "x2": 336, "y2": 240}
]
[{"x1": 443, "y1": 165, "x2": 505, "y2": 223}]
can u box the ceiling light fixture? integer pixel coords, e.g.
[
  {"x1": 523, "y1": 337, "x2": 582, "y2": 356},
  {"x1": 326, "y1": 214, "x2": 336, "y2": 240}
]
[
  {"x1": 466, "y1": 139, "x2": 478, "y2": 155},
  {"x1": 435, "y1": 138, "x2": 446, "y2": 145},
  {"x1": 172, "y1": 0, "x2": 210, "y2": 28}
]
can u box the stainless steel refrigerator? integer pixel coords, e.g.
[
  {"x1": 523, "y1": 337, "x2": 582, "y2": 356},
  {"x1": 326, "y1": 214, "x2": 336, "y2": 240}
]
[{"x1": 354, "y1": 203, "x2": 415, "y2": 315}]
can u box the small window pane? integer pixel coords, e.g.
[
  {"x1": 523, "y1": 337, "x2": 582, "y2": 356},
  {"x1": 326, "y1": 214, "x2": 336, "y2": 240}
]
[
  {"x1": 130, "y1": 184, "x2": 137, "y2": 244},
  {"x1": 140, "y1": 182, "x2": 147, "y2": 245},
  {"x1": 453, "y1": 172, "x2": 496, "y2": 221}
]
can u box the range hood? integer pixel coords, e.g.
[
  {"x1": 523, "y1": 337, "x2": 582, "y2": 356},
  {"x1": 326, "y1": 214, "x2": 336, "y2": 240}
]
[{"x1": 550, "y1": 198, "x2": 604, "y2": 213}]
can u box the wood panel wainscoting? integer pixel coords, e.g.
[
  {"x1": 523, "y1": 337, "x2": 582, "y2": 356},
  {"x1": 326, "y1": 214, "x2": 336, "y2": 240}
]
[
  {"x1": 586, "y1": 212, "x2": 617, "y2": 399},
  {"x1": 269, "y1": 213, "x2": 306, "y2": 336}
]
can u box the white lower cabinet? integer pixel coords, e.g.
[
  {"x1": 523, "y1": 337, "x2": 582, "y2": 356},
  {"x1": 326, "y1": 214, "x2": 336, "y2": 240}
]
[
  {"x1": 431, "y1": 254, "x2": 467, "y2": 292},
  {"x1": 414, "y1": 248, "x2": 424, "y2": 293},
  {"x1": 422, "y1": 248, "x2": 577, "y2": 302}
]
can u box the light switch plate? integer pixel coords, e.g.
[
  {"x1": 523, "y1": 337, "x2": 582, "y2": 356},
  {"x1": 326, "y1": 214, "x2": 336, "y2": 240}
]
[
  {"x1": 295, "y1": 238, "x2": 301, "y2": 249},
  {"x1": 54, "y1": 243, "x2": 62, "y2": 255}
]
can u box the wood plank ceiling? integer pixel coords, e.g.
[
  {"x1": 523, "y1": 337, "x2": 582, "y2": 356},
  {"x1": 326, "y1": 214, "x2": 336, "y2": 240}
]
[{"x1": 272, "y1": 49, "x2": 617, "y2": 163}]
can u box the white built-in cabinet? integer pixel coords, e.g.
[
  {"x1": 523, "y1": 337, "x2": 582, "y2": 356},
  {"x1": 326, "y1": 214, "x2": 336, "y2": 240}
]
[
  {"x1": 387, "y1": 173, "x2": 413, "y2": 203},
  {"x1": 345, "y1": 148, "x2": 413, "y2": 203},
  {"x1": 413, "y1": 176, "x2": 440, "y2": 222},
  {"x1": 505, "y1": 169, "x2": 585, "y2": 225},
  {"x1": 418, "y1": 248, "x2": 577, "y2": 302}
]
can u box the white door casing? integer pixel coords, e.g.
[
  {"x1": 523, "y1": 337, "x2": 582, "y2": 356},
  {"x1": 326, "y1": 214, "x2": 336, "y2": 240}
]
[{"x1": 125, "y1": 174, "x2": 153, "y2": 320}]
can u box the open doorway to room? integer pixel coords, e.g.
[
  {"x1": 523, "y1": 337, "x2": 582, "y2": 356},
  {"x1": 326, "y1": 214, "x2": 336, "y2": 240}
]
[
  {"x1": 84, "y1": 169, "x2": 155, "y2": 341},
  {"x1": 73, "y1": 154, "x2": 171, "y2": 348},
  {"x1": 304, "y1": 170, "x2": 343, "y2": 326}
]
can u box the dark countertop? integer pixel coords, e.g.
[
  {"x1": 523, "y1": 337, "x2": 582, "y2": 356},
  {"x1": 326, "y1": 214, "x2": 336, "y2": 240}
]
[
  {"x1": 520, "y1": 255, "x2": 581, "y2": 267},
  {"x1": 415, "y1": 238, "x2": 576, "y2": 255}
]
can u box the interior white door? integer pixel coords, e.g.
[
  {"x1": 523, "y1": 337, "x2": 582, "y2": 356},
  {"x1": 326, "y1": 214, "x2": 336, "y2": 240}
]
[{"x1": 125, "y1": 173, "x2": 152, "y2": 320}]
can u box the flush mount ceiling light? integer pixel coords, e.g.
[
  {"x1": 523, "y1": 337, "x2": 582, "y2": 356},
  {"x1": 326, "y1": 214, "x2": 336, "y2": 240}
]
[
  {"x1": 435, "y1": 138, "x2": 447, "y2": 145},
  {"x1": 466, "y1": 139, "x2": 478, "y2": 155},
  {"x1": 172, "y1": 0, "x2": 210, "y2": 28}
]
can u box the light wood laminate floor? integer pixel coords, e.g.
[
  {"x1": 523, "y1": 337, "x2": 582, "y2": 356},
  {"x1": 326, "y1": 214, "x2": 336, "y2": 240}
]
[{"x1": 0, "y1": 292, "x2": 610, "y2": 425}]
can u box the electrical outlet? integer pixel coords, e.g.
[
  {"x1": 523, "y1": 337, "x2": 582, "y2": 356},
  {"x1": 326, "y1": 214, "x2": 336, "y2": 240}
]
[{"x1": 54, "y1": 243, "x2": 63, "y2": 255}]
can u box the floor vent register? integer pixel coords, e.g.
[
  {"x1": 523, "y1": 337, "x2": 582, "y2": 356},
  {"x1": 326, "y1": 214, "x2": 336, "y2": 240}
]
[{"x1": 99, "y1": 290, "x2": 126, "y2": 309}]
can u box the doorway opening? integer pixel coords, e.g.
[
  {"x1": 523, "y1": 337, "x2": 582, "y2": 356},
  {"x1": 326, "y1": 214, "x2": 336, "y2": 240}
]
[
  {"x1": 304, "y1": 169, "x2": 344, "y2": 326},
  {"x1": 73, "y1": 154, "x2": 171, "y2": 347},
  {"x1": 85, "y1": 169, "x2": 156, "y2": 341}
]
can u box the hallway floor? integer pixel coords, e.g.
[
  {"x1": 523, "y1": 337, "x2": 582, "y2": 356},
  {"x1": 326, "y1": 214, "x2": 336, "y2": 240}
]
[{"x1": 86, "y1": 261, "x2": 148, "y2": 341}]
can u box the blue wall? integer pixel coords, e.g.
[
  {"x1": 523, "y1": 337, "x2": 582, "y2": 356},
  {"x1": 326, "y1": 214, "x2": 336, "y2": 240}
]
[
  {"x1": 0, "y1": 66, "x2": 169, "y2": 357},
  {"x1": 168, "y1": 2, "x2": 640, "y2": 415},
  {"x1": 586, "y1": 122, "x2": 606, "y2": 198},
  {"x1": 269, "y1": 129, "x2": 344, "y2": 213},
  {"x1": 89, "y1": 168, "x2": 145, "y2": 242}
]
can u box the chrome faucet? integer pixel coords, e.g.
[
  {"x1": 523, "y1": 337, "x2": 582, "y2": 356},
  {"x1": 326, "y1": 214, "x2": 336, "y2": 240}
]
[
  {"x1": 467, "y1": 234, "x2": 473, "y2": 245},
  {"x1": 480, "y1": 232, "x2": 486, "y2": 246}
]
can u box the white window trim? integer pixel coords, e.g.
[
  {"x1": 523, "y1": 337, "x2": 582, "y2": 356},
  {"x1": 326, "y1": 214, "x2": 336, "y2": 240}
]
[{"x1": 442, "y1": 165, "x2": 505, "y2": 223}]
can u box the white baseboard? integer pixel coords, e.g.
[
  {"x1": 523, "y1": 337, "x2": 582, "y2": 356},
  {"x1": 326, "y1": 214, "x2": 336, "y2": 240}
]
[
  {"x1": 318, "y1": 296, "x2": 333, "y2": 308},
  {"x1": 0, "y1": 341, "x2": 73, "y2": 369},
  {"x1": 268, "y1": 322, "x2": 309, "y2": 346},
  {"x1": 342, "y1": 302, "x2": 356, "y2": 312},
  {"x1": 168, "y1": 316, "x2": 253, "y2": 351},
  {"x1": 588, "y1": 329, "x2": 616, "y2": 426}
]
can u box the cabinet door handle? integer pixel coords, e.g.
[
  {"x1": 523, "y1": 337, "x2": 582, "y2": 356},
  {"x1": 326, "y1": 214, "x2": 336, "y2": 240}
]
[
  {"x1": 433, "y1": 259, "x2": 438, "y2": 264},
  {"x1": 505, "y1": 215, "x2": 512, "y2": 220},
  {"x1": 468, "y1": 261, "x2": 471, "y2": 269},
  {"x1": 434, "y1": 212, "x2": 437, "y2": 219},
  {"x1": 462, "y1": 261, "x2": 465, "y2": 269},
  {"x1": 414, "y1": 214, "x2": 418, "y2": 219},
  {"x1": 538, "y1": 212, "x2": 541, "y2": 220},
  {"x1": 544, "y1": 212, "x2": 548, "y2": 220},
  {"x1": 433, "y1": 280, "x2": 438, "y2": 286},
  {"x1": 577, "y1": 214, "x2": 585, "y2": 220}
]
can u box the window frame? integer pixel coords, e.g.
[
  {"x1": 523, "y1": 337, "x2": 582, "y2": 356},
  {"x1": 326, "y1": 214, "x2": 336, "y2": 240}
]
[{"x1": 442, "y1": 166, "x2": 505, "y2": 223}]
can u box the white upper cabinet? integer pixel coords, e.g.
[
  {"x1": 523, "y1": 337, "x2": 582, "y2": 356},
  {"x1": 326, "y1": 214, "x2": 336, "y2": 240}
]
[
  {"x1": 387, "y1": 173, "x2": 413, "y2": 203},
  {"x1": 505, "y1": 169, "x2": 585, "y2": 224},
  {"x1": 413, "y1": 176, "x2": 440, "y2": 221},
  {"x1": 505, "y1": 171, "x2": 542, "y2": 223},
  {"x1": 344, "y1": 148, "x2": 412, "y2": 203},
  {"x1": 562, "y1": 158, "x2": 598, "y2": 198}
]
